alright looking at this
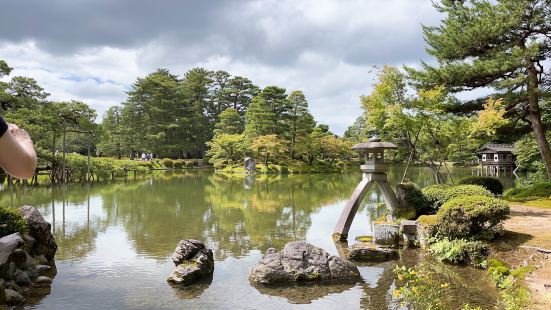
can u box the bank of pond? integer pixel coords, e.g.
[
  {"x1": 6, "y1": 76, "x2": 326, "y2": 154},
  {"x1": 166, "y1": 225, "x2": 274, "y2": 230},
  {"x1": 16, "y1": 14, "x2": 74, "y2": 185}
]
[{"x1": 0, "y1": 169, "x2": 549, "y2": 309}]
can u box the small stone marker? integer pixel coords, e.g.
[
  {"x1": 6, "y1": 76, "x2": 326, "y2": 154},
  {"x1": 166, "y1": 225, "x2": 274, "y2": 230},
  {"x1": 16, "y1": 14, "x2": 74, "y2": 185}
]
[
  {"x1": 347, "y1": 242, "x2": 399, "y2": 261},
  {"x1": 373, "y1": 222, "x2": 400, "y2": 246}
]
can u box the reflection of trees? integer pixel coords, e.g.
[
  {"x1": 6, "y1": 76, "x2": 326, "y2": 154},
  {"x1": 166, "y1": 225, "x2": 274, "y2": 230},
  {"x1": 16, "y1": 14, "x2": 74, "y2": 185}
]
[{"x1": 204, "y1": 173, "x2": 362, "y2": 258}]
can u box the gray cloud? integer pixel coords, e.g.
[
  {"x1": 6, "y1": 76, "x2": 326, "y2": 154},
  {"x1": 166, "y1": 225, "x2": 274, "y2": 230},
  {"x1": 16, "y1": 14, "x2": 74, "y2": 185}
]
[{"x1": 0, "y1": 0, "x2": 440, "y2": 134}]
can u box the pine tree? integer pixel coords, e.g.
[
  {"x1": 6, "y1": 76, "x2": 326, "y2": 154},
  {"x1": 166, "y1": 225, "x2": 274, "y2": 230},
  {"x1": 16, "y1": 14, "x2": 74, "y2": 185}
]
[
  {"x1": 259, "y1": 86, "x2": 290, "y2": 135},
  {"x1": 286, "y1": 90, "x2": 315, "y2": 157},
  {"x1": 214, "y1": 107, "x2": 244, "y2": 136},
  {"x1": 244, "y1": 96, "x2": 274, "y2": 141},
  {"x1": 407, "y1": 0, "x2": 551, "y2": 179}
]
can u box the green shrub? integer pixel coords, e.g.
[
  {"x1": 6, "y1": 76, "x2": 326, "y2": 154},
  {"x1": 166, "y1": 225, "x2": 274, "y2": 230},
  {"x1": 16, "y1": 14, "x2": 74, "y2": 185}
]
[
  {"x1": 0, "y1": 207, "x2": 27, "y2": 237},
  {"x1": 422, "y1": 184, "x2": 492, "y2": 212},
  {"x1": 436, "y1": 196, "x2": 510, "y2": 240},
  {"x1": 173, "y1": 160, "x2": 184, "y2": 169},
  {"x1": 212, "y1": 159, "x2": 228, "y2": 169},
  {"x1": 161, "y1": 158, "x2": 174, "y2": 168},
  {"x1": 504, "y1": 182, "x2": 551, "y2": 201},
  {"x1": 192, "y1": 159, "x2": 199, "y2": 166},
  {"x1": 395, "y1": 182, "x2": 430, "y2": 218},
  {"x1": 429, "y1": 238, "x2": 488, "y2": 267},
  {"x1": 421, "y1": 184, "x2": 450, "y2": 212},
  {"x1": 458, "y1": 176, "x2": 504, "y2": 195},
  {"x1": 185, "y1": 160, "x2": 194, "y2": 168}
]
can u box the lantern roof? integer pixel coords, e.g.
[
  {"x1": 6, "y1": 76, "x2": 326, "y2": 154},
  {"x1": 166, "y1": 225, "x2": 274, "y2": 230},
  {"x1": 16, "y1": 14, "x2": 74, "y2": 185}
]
[{"x1": 352, "y1": 137, "x2": 397, "y2": 150}]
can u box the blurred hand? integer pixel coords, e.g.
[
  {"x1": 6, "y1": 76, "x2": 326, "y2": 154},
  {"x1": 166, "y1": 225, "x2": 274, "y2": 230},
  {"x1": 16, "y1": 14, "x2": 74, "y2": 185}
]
[{"x1": 8, "y1": 123, "x2": 32, "y2": 143}]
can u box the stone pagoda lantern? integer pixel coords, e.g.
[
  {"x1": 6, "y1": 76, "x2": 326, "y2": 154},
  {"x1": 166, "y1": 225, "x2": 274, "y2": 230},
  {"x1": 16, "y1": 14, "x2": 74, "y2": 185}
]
[{"x1": 333, "y1": 137, "x2": 399, "y2": 241}]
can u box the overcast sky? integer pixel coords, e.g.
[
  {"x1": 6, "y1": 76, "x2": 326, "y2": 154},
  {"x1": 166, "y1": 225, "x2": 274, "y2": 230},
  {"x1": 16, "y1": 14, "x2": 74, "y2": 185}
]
[{"x1": 0, "y1": 0, "x2": 441, "y2": 135}]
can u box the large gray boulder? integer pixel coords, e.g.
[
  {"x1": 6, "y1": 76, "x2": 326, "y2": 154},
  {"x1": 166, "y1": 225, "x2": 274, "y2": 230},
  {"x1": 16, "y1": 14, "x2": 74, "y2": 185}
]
[
  {"x1": 0, "y1": 233, "x2": 24, "y2": 267},
  {"x1": 20, "y1": 206, "x2": 57, "y2": 260},
  {"x1": 249, "y1": 241, "x2": 361, "y2": 284},
  {"x1": 167, "y1": 240, "x2": 214, "y2": 286}
]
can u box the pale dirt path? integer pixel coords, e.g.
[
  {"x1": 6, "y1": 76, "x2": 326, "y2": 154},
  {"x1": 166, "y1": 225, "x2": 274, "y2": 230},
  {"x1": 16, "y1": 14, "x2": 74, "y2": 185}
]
[{"x1": 503, "y1": 204, "x2": 551, "y2": 309}]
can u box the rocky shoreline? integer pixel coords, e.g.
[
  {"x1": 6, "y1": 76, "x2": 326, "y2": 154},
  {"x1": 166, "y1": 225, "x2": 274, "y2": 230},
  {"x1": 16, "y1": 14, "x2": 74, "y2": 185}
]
[{"x1": 0, "y1": 206, "x2": 57, "y2": 306}]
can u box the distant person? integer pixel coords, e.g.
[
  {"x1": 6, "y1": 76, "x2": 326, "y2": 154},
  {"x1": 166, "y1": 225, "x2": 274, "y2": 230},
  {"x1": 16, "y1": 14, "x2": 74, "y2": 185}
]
[
  {"x1": 141, "y1": 153, "x2": 146, "y2": 161},
  {"x1": 0, "y1": 116, "x2": 37, "y2": 179}
]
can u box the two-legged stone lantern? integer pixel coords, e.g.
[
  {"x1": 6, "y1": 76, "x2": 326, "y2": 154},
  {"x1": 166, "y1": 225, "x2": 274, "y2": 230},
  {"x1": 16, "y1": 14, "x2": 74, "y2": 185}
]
[{"x1": 333, "y1": 137, "x2": 399, "y2": 241}]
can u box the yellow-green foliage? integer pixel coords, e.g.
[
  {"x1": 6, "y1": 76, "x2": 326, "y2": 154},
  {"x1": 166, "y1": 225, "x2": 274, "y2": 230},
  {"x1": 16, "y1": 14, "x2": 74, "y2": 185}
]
[
  {"x1": 173, "y1": 159, "x2": 184, "y2": 168},
  {"x1": 422, "y1": 184, "x2": 493, "y2": 212},
  {"x1": 429, "y1": 238, "x2": 488, "y2": 267},
  {"x1": 0, "y1": 207, "x2": 27, "y2": 237},
  {"x1": 436, "y1": 196, "x2": 509, "y2": 239},
  {"x1": 53, "y1": 153, "x2": 152, "y2": 182},
  {"x1": 161, "y1": 158, "x2": 174, "y2": 168}
]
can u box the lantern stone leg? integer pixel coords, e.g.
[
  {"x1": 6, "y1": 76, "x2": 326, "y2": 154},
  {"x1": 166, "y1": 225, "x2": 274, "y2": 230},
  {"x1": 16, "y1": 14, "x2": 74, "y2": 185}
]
[
  {"x1": 378, "y1": 179, "x2": 398, "y2": 215},
  {"x1": 333, "y1": 177, "x2": 374, "y2": 241},
  {"x1": 333, "y1": 137, "x2": 400, "y2": 242}
]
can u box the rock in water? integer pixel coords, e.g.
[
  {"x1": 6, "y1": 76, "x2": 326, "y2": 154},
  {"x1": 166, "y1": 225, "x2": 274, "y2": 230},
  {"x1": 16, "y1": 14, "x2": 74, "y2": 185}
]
[
  {"x1": 249, "y1": 241, "x2": 361, "y2": 284},
  {"x1": 20, "y1": 206, "x2": 57, "y2": 260},
  {"x1": 347, "y1": 242, "x2": 399, "y2": 262},
  {"x1": 35, "y1": 265, "x2": 51, "y2": 275},
  {"x1": 34, "y1": 276, "x2": 53, "y2": 286},
  {"x1": 167, "y1": 240, "x2": 214, "y2": 286},
  {"x1": 5, "y1": 288, "x2": 25, "y2": 305}
]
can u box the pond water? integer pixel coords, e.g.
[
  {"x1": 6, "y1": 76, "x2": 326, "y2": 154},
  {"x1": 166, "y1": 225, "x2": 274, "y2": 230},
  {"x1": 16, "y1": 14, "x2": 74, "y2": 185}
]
[{"x1": 1, "y1": 165, "x2": 516, "y2": 309}]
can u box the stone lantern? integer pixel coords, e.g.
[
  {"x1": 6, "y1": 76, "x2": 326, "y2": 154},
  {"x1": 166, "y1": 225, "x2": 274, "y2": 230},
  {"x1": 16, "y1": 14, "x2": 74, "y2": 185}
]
[
  {"x1": 333, "y1": 137, "x2": 400, "y2": 241},
  {"x1": 355, "y1": 138, "x2": 397, "y2": 173}
]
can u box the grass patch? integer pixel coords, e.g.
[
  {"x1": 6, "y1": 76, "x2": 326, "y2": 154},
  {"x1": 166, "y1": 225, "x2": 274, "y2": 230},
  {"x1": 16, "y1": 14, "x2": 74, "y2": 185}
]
[{"x1": 520, "y1": 199, "x2": 551, "y2": 208}]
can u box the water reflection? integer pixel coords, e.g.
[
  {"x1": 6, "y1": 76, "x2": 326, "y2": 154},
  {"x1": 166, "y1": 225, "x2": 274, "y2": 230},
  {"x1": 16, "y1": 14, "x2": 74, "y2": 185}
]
[{"x1": 0, "y1": 166, "x2": 513, "y2": 309}]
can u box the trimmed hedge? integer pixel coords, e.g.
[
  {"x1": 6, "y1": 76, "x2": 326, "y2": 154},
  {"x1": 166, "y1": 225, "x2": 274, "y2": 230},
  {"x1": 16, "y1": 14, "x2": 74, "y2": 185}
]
[
  {"x1": 504, "y1": 182, "x2": 551, "y2": 201},
  {"x1": 421, "y1": 184, "x2": 493, "y2": 213},
  {"x1": 173, "y1": 159, "x2": 185, "y2": 169},
  {"x1": 161, "y1": 158, "x2": 174, "y2": 168},
  {"x1": 458, "y1": 176, "x2": 504, "y2": 195},
  {"x1": 0, "y1": 207, "x2": 27, "y2": 238},
  {"x1": 436, "y1": 195, "x2": 510, "y2": 240}
]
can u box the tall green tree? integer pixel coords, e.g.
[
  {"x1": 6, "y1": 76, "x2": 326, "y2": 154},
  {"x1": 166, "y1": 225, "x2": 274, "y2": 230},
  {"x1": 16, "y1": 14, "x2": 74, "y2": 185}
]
[
  {"x1": 98, "y1": 106, "x2": 124, "y2": 159},
  {"x1": 213, "y1": 107, "x2": 244, "y2": 136},
  {"x1": 285, "y1": 90, "x2": 315, "y2": 157},
  {"x1": 259, "y1": 86, "x2": 290, "y2": 134},
  {"x1": 244, "y1": 96, "x2": 274, "y2": 140},
  {"x1": 223, "y1": 76, "x2": 259, "y2": 115},
  {"x1": 125, "y1": 69, "x2": 185, "y2": 157},
  {"x1": 181, "y1": 67, "x2": 213, "y2": 157},
  {"x1": 407, "y1": 0, "x2": 551, "y2": 179}
]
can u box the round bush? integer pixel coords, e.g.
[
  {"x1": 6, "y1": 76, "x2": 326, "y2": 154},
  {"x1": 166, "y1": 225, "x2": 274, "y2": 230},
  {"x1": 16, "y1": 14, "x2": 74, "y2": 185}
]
[
  {"x1": 458, "y1": 176, "x2": 504, "y2": 195},
  {"x1": 436, "y1": 195, "x2": 510, "y2": 240},
  {"x1": 422, "y1": 184, "x2": 493, "y2": 213},
  {"x1": 421, "y1": 184, "x2": 450, "y2": 213},
  {"x1": 173, "y1": 160, "x2": 184, "y2": 169},
  {"x1": 185, "y1": 160, "x2": 194, "y2": 168},
  {"x1": 161, "y1": 158, "x2": 174, "y2": 168},
  {"x1": 0, "y1": 207, "x2": 27, "y2": 237}
]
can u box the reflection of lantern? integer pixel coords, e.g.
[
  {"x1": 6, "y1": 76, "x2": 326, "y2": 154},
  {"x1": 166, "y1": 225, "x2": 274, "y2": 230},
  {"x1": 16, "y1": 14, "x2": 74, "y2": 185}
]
[
  {"x1": 333, "y1": 137, "x2": 399, "y2": 241},
  {"x1": 353, "y1": 137, "x2": 397, "y2": 173}
]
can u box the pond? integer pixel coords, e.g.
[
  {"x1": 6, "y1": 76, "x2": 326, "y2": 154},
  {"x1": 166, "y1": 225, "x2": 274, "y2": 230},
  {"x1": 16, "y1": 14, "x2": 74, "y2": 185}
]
[{"x1": 1, "y1": 165, "x2": 516, "y2": 309}]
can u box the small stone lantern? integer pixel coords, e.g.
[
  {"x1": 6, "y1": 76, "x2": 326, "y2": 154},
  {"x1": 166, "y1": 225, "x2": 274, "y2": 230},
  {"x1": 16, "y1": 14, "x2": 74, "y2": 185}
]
[
  {"x1": 354, "y1": 137, "x2": 398, "y2": 173},
  {"x1": 333, "y1": 137, "x2": 400, "y2": 241}
]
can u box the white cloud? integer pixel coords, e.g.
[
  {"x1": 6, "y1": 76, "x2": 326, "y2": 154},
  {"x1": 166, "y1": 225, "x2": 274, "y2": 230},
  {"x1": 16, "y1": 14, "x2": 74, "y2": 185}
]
[{"x1": 0, "y1": 0, "x2": 441, "y2": 134}]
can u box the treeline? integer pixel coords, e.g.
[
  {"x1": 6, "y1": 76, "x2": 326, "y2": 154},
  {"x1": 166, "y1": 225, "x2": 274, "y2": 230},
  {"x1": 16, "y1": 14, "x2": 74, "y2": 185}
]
[{"x1": 0, "y1": 59, "x2": 353, "y2": 178}]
